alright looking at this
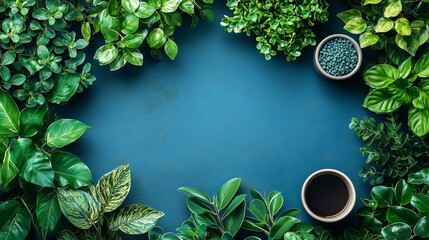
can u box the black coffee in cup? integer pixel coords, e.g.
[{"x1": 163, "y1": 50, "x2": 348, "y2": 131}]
[{"x1": 304, "y1": 173, "x2": 349, "y2": 217}]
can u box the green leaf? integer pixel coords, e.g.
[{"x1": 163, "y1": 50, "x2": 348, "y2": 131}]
[
  {"x1": 1, "y1": 148, "x2": 17, "y2": 188},
  {"x1": 179, "y1": 0, "x2": 194, "y2": 14},
  {"x1": 384, "y1": 0, "x2": 402, "y2": 18},
  {"x1": 222, "y1": 194, "x2": 246, "y2": 220},
  {"x1": 344, "y1": 17, "x2": 367, "y2": 34},
  {"x1": 101, "y1": 25, "x2": 119, "y2": 42},
  {"x1": 123, "y1": 32, "x2": 147, "y2": 48},
  {"x1": 374, "y1": 17, "x2": 393, "y2": 33},
  {"x1": 109, "y1": 52, "x2": 126, "y2": 71},
  {"x1": 201, "y1": 6, "x2": 215, "y2": 23},
  {"x1": 135, "y1": 2, "x2": 156, "y2": 18},
  {"x1": 395, "y1": 18, "x2": 411, "y2": 36},
  {"x1": 386, "y1": 206, "x2": 418, "y2": 226},
  {"x1": 414, "y1": 53, "x2": 429, "y2": 78},
  {"x1": 186, "y1": 197, "x2": 215, "y2": 215},
  {"x1": 37, "y1": 45, "x2": 50, "y2": 59},
  {"x1": 337, "y1": 9, "x2": 361, "y2": 24},
  {"x1": 94, "y1": 44, "x2": 119, "y2": 66},
  {"x1": 284, "y1": 232, "x2": 302, "y2": 240},
  {"x1": 36, "y1": 188, "x2": 61, "y2": 232},
  {"x1": 45, "y1": 119, "x2": 90, "y2": 148},
  {"x1": 108, "y1": 204, "x2": 164, "y2": 234},
  {"x1": 414, "y1": 215, "x2": 429, "y2": 238},
  {"x1": 408, "y1": 169, "x2": 429, "y2": 184},
  {"x1": 81, "y1": 22, "x2": 91, "y2": 41},
  {"x1": 0, "y1": 200, "x2": 31, "y2": 240},
  {"x1": 58, "y1": 188, "x2": 101, "y2": 229},
  {"x1": 364, "y1": 64, "x2": 399, "y2": 89},
  {"x1": 96, "y1": 164, "x2": 131, "y2": 212},
  {"x1": 49, "y1": 73, "x2": 81, "y2": 104},
  {"x1": 411, "y1": 194, "x2": 429, "y2": 213},
  {"x1": 222, "y1": 232, "x2": 233, "y2": 240},
  {"x1": 0, "y1": 90, "x2": 20, "y2": 136},
  {"x1": 10, "y1": 74, "x2": 26, "y2": 86},
  {"x1": 9, "y1": 138, "x2": 33, "y2": 170},
  {"x1": 249, "y1": 199, "x2": 267, "y2": 222},
  {"x1": 56, "y1": 230, "x2": 78, "y2": 240},
  {"x1": 178, "y1": 186, "x2": 211, "y2": 203},
  {"x1": 268, "y1": 191, "x2": 283, "y2": 216},
  {"x1": 224, "y1": 200, "x2": 245, "y2": 236},
  {"x1": 147, "y1": 28, "x2": 166, "y2": 48},
  {"x1": 395, "y1": 180, "x2": 413, "y2": 205},
  {"x1": 1, "y1": 51, "x2": 16, "y2": 65},
  {"x1": 164, "y1": 39, "x2": 178, "y2": 60},
  {"x1": 122, "y1": 14, "x2": 139, "y2": 34},
  {"x1": 363, "y1": 89, "x2": 403, "y2": 114},
  {"x1": 51, "y1": 151, "x2": 93, "y2": 188},
  {"x1": 412, "y1": 81, "x2": 429, "y2": 109},
  {"x1": 408, "y1": 108, "x2": 429, "y2": 137},
  {"x1": 122, "y1": 0, "x2": 139, "y2": 13},
  {"x1": 381, "y1": 223, "x2": 411, "y2": 240},
  {"x1": 396, "y1": 34, "x2": 419, "y2": 56},
  {"x1": 359, "y1": 32, "x2": 379, "y2": 48},
  {"x1": 20, "y1": 103, "x2": 48, "y2": 137},
  {"x1": 269, "y1": 216, "x2": 298, "y2": 240},
  {"x1": 363, "y1": 0, "x2": 382, "y2": 5},
  {"x1": 124, "y1": 48, "x2": 144, "y2": 66},
  {"x1": 0, "y1": 66, "x2": 11, "y2": 81},
  {"x1": 371, "y1": 186, "x2": 394, "y2": 208},
  {"x1": 216, "y1": 178, "x2": 241, "y2": 210},
  {"x1": 398, "y1": 57, "x2": 412, "y2": 79},
  {"x1": 19, "y1": 143, "x2": 54, "y2": 187},
  {"x1": 161, "y1": 0, "x2": 181, "y2": 13}
]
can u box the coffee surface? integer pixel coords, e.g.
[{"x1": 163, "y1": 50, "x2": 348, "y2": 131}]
[{"x1": 305, "y1": 174, "x2": 349, "y2": 217}]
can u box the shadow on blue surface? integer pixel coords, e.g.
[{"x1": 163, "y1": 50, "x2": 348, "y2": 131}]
[{"x1": 61, "y1": 1, "x2": 376, "y2": 238}]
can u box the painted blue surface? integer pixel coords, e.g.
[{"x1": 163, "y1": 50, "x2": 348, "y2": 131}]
[{"x1": 62, "y1": 1, "x2": 374, "y2": 238}]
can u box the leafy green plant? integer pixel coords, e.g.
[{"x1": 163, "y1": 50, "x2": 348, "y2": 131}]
[
  {"x1": 0, "y1": 0, "x2": 95, "y2": 107},
  {"x1": 220, "y1": 0, "x2": 329, "y2": 61},
  {"x1": 356, "y1": 168, "x2": 429, "y2": 240},
  {"x1": 87, "y1": 0, "x2": 215, "y2": 70},
  {"x1": 56, "y1": 164, "x2": 164, "y2": 239},
  {"x1": 349, "y1": 116, "x2": 429, "y2": 185},
  {"x1": 359, "y1": 52, "x2": 429, "y2": 136},
  {"x1": 338, "y1": 0, "x2": 429, "y2": 57},
  {"x1": 149, "y1": 178, "x2": 331, "y2": 240}
]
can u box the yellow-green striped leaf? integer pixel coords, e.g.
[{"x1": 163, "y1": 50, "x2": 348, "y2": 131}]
[
  {"x1": 57, "y1": 188, "x2": 101, "y2": 229},
  {"x1": 107, "y1": 204, "x2": 164, "y2": 234},
  {"x1": 0, "y1": 90, "x2": 19, "y2": 136},
  {"x1": 96, "y1": 164, "x2": 131, "y2": 212}
]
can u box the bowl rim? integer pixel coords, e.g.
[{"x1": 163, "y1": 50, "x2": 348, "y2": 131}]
[{"x1": 314, "y1": 34, "x2": 362, "y2": 80}]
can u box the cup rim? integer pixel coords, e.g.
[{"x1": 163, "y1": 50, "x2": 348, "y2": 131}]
[
  {"x1": 301, "y1": 168, "x2": 356, "y2": 223},
  {"x1": 314, "y1": 34, "x2": 362, "y2": 80}
]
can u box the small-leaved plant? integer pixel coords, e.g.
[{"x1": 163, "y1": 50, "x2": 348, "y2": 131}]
[
  {"x1": 360, "y1": 52, "x2": 429, "y2": 137},
  {"x1": 338, "y1": 0, "x2": 429, "y2": 57},
  {"x1": 220, "y1": 0, "x2": 329, "y2": 61},
  {"x1": 356, "y1": 168, "x2": 429, "y2": 240},
  {"x1": 350, "y1": 116, "x2": 429, "y2": 186},
  {"x1": 0, "y1": 0, "x2": 96, "y2": 107},
  {"x1": 149, "y1": 178, "x2": 331, "y2": 240},
  {"x1": 87, "y1": 0, "x2": 215, "y2": 70}
]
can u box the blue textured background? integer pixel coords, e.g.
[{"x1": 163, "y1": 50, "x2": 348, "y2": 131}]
[{"x1": 63, "y1": 1, "x2": 374, "y2": 238}]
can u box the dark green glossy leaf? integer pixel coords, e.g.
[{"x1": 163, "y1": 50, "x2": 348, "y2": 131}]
[
  {"x1": 224, "y1": 200, "x2": 245, "y2": 236},
  {"x1": 408, "y1": 108, "x2": 429, "y2": 137},
  {"x1": 408, "y1": 169, "x2": 429, "y2": 185},
  {"x1": 96, "y1": 164, "x2": 131, "y2": 212},
  {"x1": 58, "y1": 188, "x2": 101, "y2": 229},
  {"x1": 0, "y1": 148, "x2": 17, "y2": 188},
  {"x1": 201, "y1": 6, "x2": 215, "y2": 23},
  {"x1": 249, "y1": 199, "x2": 267, "y2": 222},
  {"x1": 216, "y1": 178, "x2": 241, "y2": 210},
  {"x1": 411, "y1": 194, "x2": 429, "y2": 213},
  {"x1": 51, "y1": 150, "x2": 93, "y2": 188},
  {"x1": 363, "y1": 89, "x2": 403, "y2": 114},
  {"x1": 186, "y1": 197, "x2": 215, "y2": 215},
  {"x1": 49, "y1": 73, "x2": 81, "y2": 104},
  {"x1": 414, "y1": 215, "x2": 429, "y2": 238},
  {"x1": 19, "y1": 143, "x2": 54, "y2": 187},
  {"x1": 123, "y1": 32, "x2": 147, "y2": 48},
  {"x1": 0, "y1": 90, "x2": 20, "y2": 136},
  {"x1": 364, "y1": 64, "x2": 399, "y2": 89},
  {"x1": 395, "y1": 180, "x2": 413, "y2": 205},
  {"x1": 381, "y1": 223, "x2": 411, "y2": 240},
  {"x1": 222, "y1": 194, "x2": 246, "y2": 220},
  {"x1": 269, "y1": 216, "x2": 298, "y2": 240},
  {"x1": 108, "y1": 204, "x2": 164, "y2": 234},
  {"x1": 20, "y1": 103, "x2": 48, "y2": 137},
  {"x1": 124, "y1": 48, "x2": 143, "y2": 66},
  {"x1": 94, "y1": 44, "x2": 118, "y2": 65},
  {"x1": 386, "y1": 206, "x2": 418, "y2": 225},
  {"x1": 268, "y1": 190, "x2": 283, "y2": 215},
  {"x1": 414, "y1": 53, "x2": 429, "y2": 78},
  {"x1": 178, "y1": 186, "x2": 211, "y2": 203},
  {"x1": 371, "y1": 186, "x2": 395, "y2": 208},
  {"x1": 0, "y1": 200, "x2": 31, "y2": 240},
  {"x1": 45, "y1": 119, "x2": 90, "y2": 148},
  {"x1": 36, "y1": 188, "x2": 61, "y2": 232}
]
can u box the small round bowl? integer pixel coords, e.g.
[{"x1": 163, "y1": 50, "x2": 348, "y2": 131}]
[{"x1": 314, "y1": 34, "x2": 362, "y2": 80}]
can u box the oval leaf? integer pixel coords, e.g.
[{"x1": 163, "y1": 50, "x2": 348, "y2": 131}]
[
  {"x1": 20, "y1": 103, "x2": 48, "y2": 137},
  {"x1": 216, "y1": 178, "x2": 241, "y2": 210},
  {"x1": 414, "y1": 53, "x2": 429, "y2": 78},
  {"x1": 395, "y1": 179, "x2": 413, "y2": 205},
  {"x1": 381, "y1": 223, "x2": 411, "y2": 240},
  {"x1": 344, "y1": 17, "x2": 367, "y2": 34},
  {"x1": 0, "y1": 90, "x2": 19, "y2": 136},
  {"x1": 36, "y1": 188, "x2": 61, "y2": 232},
  {"x1": 224, "y1": 200, "x2": 246, "y2": 236},
  {"x1": 386, "y1": 206, "x2": 418, "y2": 226},
  {"x1": 269, "y1": 216, "x2": 298, "y2": 240},
  {"x1": 408, "y1": 169, "x2": 429, "y2": 185},
  {"x1": 51, "y1": 151, "x2": 93, "y2": 188},
  {"x1": 414, "y1": 215, "x2": 429, "y2": 238},
  {"x1": 408, "y1": 108, "x2": 429, "y2": 137},
  {"x1": 364, "y1": 64, "x2": 399, "y2": 89},
  {"x1": 96, "y1": 164, "x2": 131, "y2": 212},
  {"x1": 107, "y1": 204, "x2": 164, "y2": 234},
  {"x1": 363, "y1": 89, "x2": 403, "y2": 114},
  {"x1": 178, "y1": 186, "x2": 211, "y2": 203},
  {"x1": 411, "y1": 194, "x2": 429, "y2": 214},
  {"x1": 45, "y1": 119, "x2": 90, "y2": 148},
  {"x1": 0, "y1": 200, "x2": 31, "y2": 240},
  {"x1": 249, "y1": 199, "x2": 267, "y2": 223},
  {"x1": 58, "y1": 188, "x2": 101, "y2": 229},
  {"x1": 164, "y1": 39, "x2": 178, "y2": 60},
  {"x1": 19, "y1": 141, "x2": 54, "y2": 187},
  {"x1": 49, "y1": 73, "x2": 81, "y2": 104}
]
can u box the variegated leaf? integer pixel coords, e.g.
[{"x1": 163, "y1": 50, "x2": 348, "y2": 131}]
[
  {"x1": 96, "y1": 164, "x2": 131, "y2": 212},
  {"x1": 56, "y1": 229, "x2": 78, "y2": 240},
  {"x1": 57, "y1": 188, "x2": 101, "y2": 229},
  {"x1": 107, "y1": 204, "x2": 164, "y2": 235}
]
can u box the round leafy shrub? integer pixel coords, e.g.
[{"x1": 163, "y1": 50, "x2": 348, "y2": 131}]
[{"x1": 220, "y1": 0, "x2": 329, "y2": 61}]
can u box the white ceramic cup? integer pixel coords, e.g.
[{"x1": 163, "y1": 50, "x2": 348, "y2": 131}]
[{"x1": 301, "y1": 169, "x2": 356, "y2": 223}]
